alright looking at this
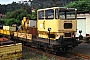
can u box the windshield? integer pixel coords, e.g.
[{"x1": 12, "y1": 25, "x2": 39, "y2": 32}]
[
  {"x1": 59, "y1": 8, "x2": 76, "y2": 20},
  {"x1": 45, "y1": 9, "x2": 54, "y2": 19},
  {"x1": 38, "y1": 10, "x2": 44, "y2": 19}
]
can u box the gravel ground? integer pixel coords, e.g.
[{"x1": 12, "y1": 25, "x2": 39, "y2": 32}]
[
  {"x1": 16, "y1": 43, "x2": 90, "y2": 60},
  {"x1": 18, "y1": 46, "x2": 89, "y2": 60},
  {"x1": 21, "y1": 46, "x2": 59, "y2": 60},
  {"x1": 72, "y1": 43, "x2": 90, "y2": 55}
]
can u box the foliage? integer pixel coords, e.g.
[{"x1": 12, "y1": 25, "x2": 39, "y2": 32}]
[
  {"x1": 5, "y1": 8, "x2": 27, "y2": 26},
  {"x1": 30, "y1": 10, "x2": 37, "y2": 19},
  {"x1": 2, "y1": 0, "x2": 85, "y2": 14},
  {"x1": 5, "y1": 8, "x2": 37, "y2": 26},
  {"x1": 2, "y1": 18, "x2": 21, "y2": 26},
  {"x1": 0, "y1": 2, "x2": 32, "y2": 14},
  {"x1": 0, "y1": 20, "x2": 5, "y2": 25},
  {"x1": 42, "y1": 55, "x2": 47, "y2": 60},
  {"x1": 5, "y1": 7, "x2": 37, "y2": 26},
  {"x1": 6, "y1": 9, "x2": 28, "y2": 20},
  {"x1": 0, "y1": 0, "x2": 77, "y2": 14},
  {"x1": 66, "y1": 0, "x2": 90, "y2": 11},
  {"x1": 0, "y1": 0, "x2": 79, "y2": 26}
]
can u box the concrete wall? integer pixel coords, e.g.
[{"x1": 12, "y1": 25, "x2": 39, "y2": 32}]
[
  {"x1": 76, "y1": 18, "x2": 86, "y2": 37},
  {"x1": 86, "y1": 16, "x2": 90, "y2": 34},
  {"x1": 76, "y1": 14, "x2": 90, "y2": 37}
]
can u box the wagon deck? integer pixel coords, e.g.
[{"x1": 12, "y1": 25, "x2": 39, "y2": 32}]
[{"x1": 33, "y1": 38, "x2": 59, "y2": 45}]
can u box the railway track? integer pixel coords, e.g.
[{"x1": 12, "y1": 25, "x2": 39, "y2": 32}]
[
  {"x1": 21, "y1": 45, "x2": 90, "y2": 60},
  {"x1": 23, "y1": 46, "x2": 67, "y2": 60}
]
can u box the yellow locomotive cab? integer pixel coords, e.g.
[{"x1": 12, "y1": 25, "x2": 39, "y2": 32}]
[{"x1": 37, "y1": 7, "x2": 77, "y2": 40}]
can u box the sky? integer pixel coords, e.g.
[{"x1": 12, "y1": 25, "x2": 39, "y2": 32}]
[{"x1": 0, "y1": 0, "x2": 29, "y2": 5}]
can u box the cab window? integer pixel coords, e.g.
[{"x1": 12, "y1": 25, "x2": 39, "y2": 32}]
[
  {"x1": 60, "y1": 9, "x2": 76, "y2": 20},
  {"x1": 45, "y1": 9, "x2": 54, "y2": 19},
  {"x1": 38, "y1": 10, "x2": 44, "y2": 20}
]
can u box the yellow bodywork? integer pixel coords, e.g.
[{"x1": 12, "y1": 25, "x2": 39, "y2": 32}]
[
  {"x1": 0, "y1": 43, "x2": 22, "y2": 54},
  {"x1": 38, "y1": 19, "x2": 59, "y2": 39},
  {"x1": 0, "y1": 43, "x2": 22, "y2": 60},
  {"x1": 0, "y1": 29, "x2": 11, "y2": 35},
  {"x1": 38, "y1": 19, "x2": 59, "y2": 32},
  {"x1": 3, "y1": 26, "x2": 16, "y2": 31},
  {"x1": 37, "y1": 7, "x2": 77, "y2": 40},
  {"x1": 14, "y1": 32, "x2": 32, "y2": 40},
  {"x1": 22, "y1": 17, "x2": 29, "y2": 30},
  {"x1": 38, "y1": 19, "x2": 77, "y2": 40}
]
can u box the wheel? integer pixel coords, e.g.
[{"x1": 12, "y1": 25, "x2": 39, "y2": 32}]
[
  {"x1": 79, "y1": 35, "x2": 83, "y2": 40},
  {"x1": 44, "y1": 47, "x2": 52, "y2": 54}
]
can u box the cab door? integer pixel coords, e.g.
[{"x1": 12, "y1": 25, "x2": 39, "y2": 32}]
[
  {"x1": 45, "y1": 9, "x2": 56, "y2": 32},
  {"x1": 44, "y1": 9, "x2": 59, "y2": 32},
  {"x1": 37, "y1": 9, "x2": 55, "y2": 32},
  {"x1": 37, "y1": 9, "x2": 59, "y2": 32},
  {"x1": 37, "y1": 10, "x2": 45, "y2": 31}
]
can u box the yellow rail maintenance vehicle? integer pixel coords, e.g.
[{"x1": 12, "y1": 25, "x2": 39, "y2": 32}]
[
  {"x1": 13, "y1": 7, "x2": 81, "y2": 53},
  {"x1": 37, "y1": 7, "x2": 79, "y2": 51},
  {"x1": 0, "y1": 7, "x2": 82, "y2": 53}
]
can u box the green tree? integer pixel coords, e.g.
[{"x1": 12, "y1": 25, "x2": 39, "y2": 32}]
[
  {"x1": 6, "y1": 9, "x2": 28, "y2": 20},
  {"x1": 5, "y1": 8, "x2": 32, "y2": 26},
  {"x1": 4, "y1": 18, "x2": 21, "y2": 26},
  {"x1": 0, "y1": 20, "x2": 5, "y2": 25},
  {"x1": 66, "y1": 0, "x2": 90, "y2": 11},
  {"x1": 30, "y1": 10, "x2": 37, "y2": 19}
]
